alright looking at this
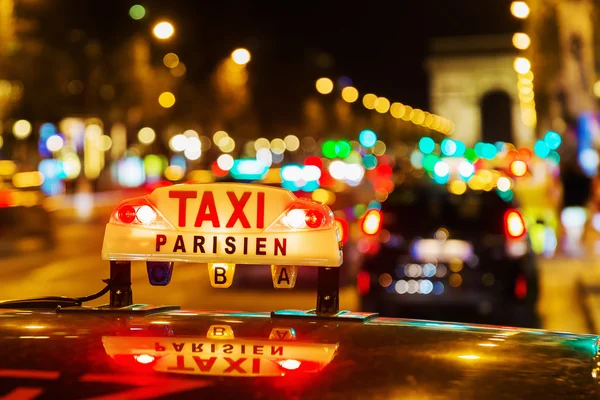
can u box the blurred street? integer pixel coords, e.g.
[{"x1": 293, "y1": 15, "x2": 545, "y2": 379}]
[{"x1": 0, "y1": 201, "x2": 595, "y2": 334}]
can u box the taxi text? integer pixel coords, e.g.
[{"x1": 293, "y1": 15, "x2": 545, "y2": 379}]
[{"x1": 156, "y1": 235, "x2": 287, "y2": 256}]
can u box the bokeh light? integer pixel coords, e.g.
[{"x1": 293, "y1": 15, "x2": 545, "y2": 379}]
[
  {"x1": 231, "y1": 48, "x2": 251, "y2": 65},
  {"x1": 138, "y1": 127, "x2": 156, "y2": 144},
  {"x1": 13, "y1": 119, "x2": 32, "y2": 139},
  {"x1": 315, "y1": 78, "x2": 334, "y2": 94},
  {"x1": 153, "y1": 22, "x2": 174, "y2": 39},
  {"x1": 163, "y1": 53, "x2": 179, "y2": 68},
  {"x1": 158, "y1": 92, "x2": 176, "y2": 108},
  {"x1": 341, "y1": 86, "x2": 359, "y2": 103},
  {"x1": 513, "y1": 57, "x2": 531, "y2": 74},
  {"x1": 510, "y1": 1, "x2": 530, "y2": 19},
  {"x1": 512, "y1": 33, "x2": 531, "y2": 50},
  {"x1": 129, "y1": 4, "x2": 146, "y2": 20},
  {"x1": 359, "y1": 130, "x2": 377, "y2": 148}
]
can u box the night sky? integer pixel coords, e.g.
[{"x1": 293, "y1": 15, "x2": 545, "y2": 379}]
[{"x1": 60, "y1": 0, "x2": 520, "y2": 124}]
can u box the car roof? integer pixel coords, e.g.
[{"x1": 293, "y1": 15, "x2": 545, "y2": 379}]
[{"x1": 0, "y1": 309, "x2": 597, "y2": 399}]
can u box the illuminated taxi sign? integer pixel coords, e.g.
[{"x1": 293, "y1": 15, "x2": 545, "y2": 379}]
[
  {"x1": 102, "y1": 336, "x2": 338, "y2": 377},
  {"x1": 102, "y1": 183, "x2": 342, "y2": 290}
]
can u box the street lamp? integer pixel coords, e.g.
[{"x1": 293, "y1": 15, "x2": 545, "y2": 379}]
[
  {"x1": 153, "y1": 22, "x2": 174, "y2": 40},
  {"x1": 231, "y1": 48, "x2": 251, "y2": 65}
]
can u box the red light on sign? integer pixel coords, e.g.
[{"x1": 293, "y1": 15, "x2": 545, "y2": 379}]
[
  {"x1": 304, "y1": 156, "x2": 323, "y2": 169},
  {"x1": 118, "y1": 205, "x2": 137, "y2": 224},
  {"x1": 334, "y1": 217, "x2": 349, "y2": 244},
  {"x1": 305, "y1": 210, "x2": 323, "y2": 228}
]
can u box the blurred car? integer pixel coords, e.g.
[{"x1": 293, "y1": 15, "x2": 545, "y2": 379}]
[
  {"x1": 357, "y1": 181, "x2": 539, "y2": 326},
  {"x1": 0, "y1": 187, "x2": 55, "y2": 255}
]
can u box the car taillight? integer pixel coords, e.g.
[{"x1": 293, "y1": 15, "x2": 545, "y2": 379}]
[
  {"x1": 504, "y1": 209, "x2": 526, "y2": 239},
  {"x1": 515, "y1": 273, "x2": 527, "y2": 300},
  {"x1": 111, "y1": 197, "x2": 172, "y2": 229},
  {"x1": 357, "y1": 270, "x2": 370, "y2": 296},
  {"x1": 361, "y1": 209, "x2": 382, "y2": 236}
]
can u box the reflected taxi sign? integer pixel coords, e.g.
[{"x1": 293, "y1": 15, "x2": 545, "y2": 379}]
[{"x1": 102, "y1": 183, "x2": 343, "y2": 288}]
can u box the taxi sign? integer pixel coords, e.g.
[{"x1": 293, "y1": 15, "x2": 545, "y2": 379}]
[
  {"x1": 102, "y1": 183, "x2": 342, "y2": 293},
  {"x1": 102, "y1": 330, "x2": 338, "y2": 377},
  {"x1": 101, "y1": 183, "x2": 344, "y2": 314}
]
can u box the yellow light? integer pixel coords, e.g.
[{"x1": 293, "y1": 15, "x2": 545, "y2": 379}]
[
  {"x1": 187, "y1": 169, "x2": 215, "y2": 183},
  {"x1": 153, "y1": 21, "x2": 174, "y2": 39},
  {"x1": 163, "y1": 53, "x2": 179, "y2": 68},
  {"x1": 315, "y1": 77, "x2": 334, "y2": 95},
  {"x1": 506, "y1": 211, "x2": 526, "y2": 238},
  {"x1": 510, "y1": 160, "x2": 528, "y2": 177},
  {"x1": 284, "y1": 135, "x2": 300, "y2": 151},
  {"x1": 231, "y1": 48, "x2": 251, "y2": 65},
  {"x1": 13, "y1": 171, "x2": 44, "y2": 188},
  {"x1": 270, "y1": 138, "x2": 286, "y2": 154},
  {"x1": 362, "y1": 209, "x2": 382, "y2": 235},
  {"x1": 512, "y1": 33, "x2": 531, "y2": 50},
  {"x1": 254, "y1": 137, "x2": 270, "y2": 150},
  {"x1": 0, "y1": 160, "x2": 16, "y2": 176},
  {"x1": 219, "y1": 137, "x2": 236, "y2": 153},
  {"x1": 390, "y1": 102, "x2": 405, "y2": 119},
  {"x1": 449, "y1": 273, "x2": 462, "y2": 287},
  {"x1": 401, "y1": 106, "x2": 413, "y2": 121},
  {"x1": 449, "y1": 180, "x2": 467, "y2": 195},
  {"x1": 375, "y1": 97, "x2": 390, "y2": 113},
  {"x1": 411, "y1": 109, "x2": 426, "y2": 125},
  {"x1": 13, "y1": 119, "x2": 32, "y2": 139},
  {"x1": 594, "y1": 80, "x2": 600, "y2": 98},
  {"x1": 510, "y1": 1, "x2": 530, "y2": 19},
  {"x1": 158, "y1": 92, "x2": 176, "y2": 108},
  {"x1": 513, "y1": 57, "x2": 531, "y2": 74},
  {"x1": 138, "y1": 127, "x2": 156, "y2": 144},
  {"x1": 99, "y1": 135, "x2": 112, "y2": 151},
  {"x1": 164, "y1": 165, "x2": 185, "y2": 181},
  {"x1": 341, "y1": 86, "x2": 359, "y2": 103},
  {"x1": 458, "y1": 355, "x2": 480, "y2": 360},
  {"x1": 213, "y1": 130, "x2": 229, "y2": 145},
  {"x1": 362, "y1": 93, "x2": 378, "y2": 110}
]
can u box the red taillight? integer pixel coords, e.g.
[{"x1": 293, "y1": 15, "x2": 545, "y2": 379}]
[
  {"x1": 357, "y1": 270, "x2": 370, "y2": 296},
  {"x1": 112, "y1": 197, "x2": 171, "y2": 229},
  {"x1": 515, "y1": 273, "x2": 527, "y2": 300},
  {"x1": 118, "y1": 205, "x2": 137, "y2": 224},
  {"x1": 361, "y1": 209, "x2": 382, "y2": 236},
  {"x1": 305, "y1": 209, "x2": 323, "y2": 228},
  {"x1": 504, "y1": 209, "x2": 526, "y2": 239}
]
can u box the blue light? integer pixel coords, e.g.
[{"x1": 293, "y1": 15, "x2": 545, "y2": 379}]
[
  {"x1": 432, "y1": 281, "x2": 444, "y2": 295},
  {"x1": 481, "y1": 143, "x2": 497, "y2": 160},
  {"x1": 170, "y1": 155, "x2": 187, "y2": 169},
  {"x1": 38, "y1": 140, "x2": 52, "y2": 158},
  {"x1": 301, "y1": 180, "x2": 319, "y2": 192},
  {"x1": 281, "y1": 180, "x2": 301, "y2": 191},
  {"x1": 418, "y1": 137, "x2": 435, "y2": 154},
  {"x1": 40, "y1": 123, "x2": 57, "y2": 141},
  {"x1": 362, "y1": 154, "x2": 378, "y2": 169},
  {"x1": 359, "y1": 130, "x2": 377, "y2": 148},
  {"x1": 544, "y1": 131, "x2": 562, "y2": 150},
  {"x1": 441, "y1": 139, "x2": 457, "y2": 156},
  {"x1": 230, "y1": 159, "x2": 269, "y2": 180},
  {"x1": 39, "y1": 159, "x2": 60, "y2": 179},
  {"x1": 454, "y1": 140, "x2": 466, "y2": 157},
  {"x1": 534, "y1": 140, "x2": 550, "y2": 158},
  {"x1": 337, "y1": 76, "x2": 353, "y2": 88},
  {"x1": 118, "y1": 156, "x2": 145, "y2": 187},
  {"x1": 367, "y1": 200, "x2": 381, "y2": 210}
]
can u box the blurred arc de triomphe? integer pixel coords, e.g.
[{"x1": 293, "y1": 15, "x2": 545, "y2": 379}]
[{"x1": 427, "y1": 35, "x2": 535, "y2": 149}]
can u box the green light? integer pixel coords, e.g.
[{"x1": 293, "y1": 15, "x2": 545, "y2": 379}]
[
  {"x1": 353, "y1": 204, "x2": 367, "y2": 218},
  {"x1": 547, "y1": 150, "x2": 560, "y2": 165},
  {"x1": 464, "y1": 148, "x2": 477, "y2": 163},
  {"x1": 418, "y1": 137, "x2": 435, "y2": 154},
  {"x1": 129, "y1": 4, "x2": 146, "y2": 20},
  {"x1": 423, "y1": 154, "x2": 439, "y2": 172},
  {"x1": 335, "y1": 140, "x2": 351, "y2": 158},
  {"x1": 144, "y1": 154, "x2": 163, "y2": 176},
  {"x1": 322, "y1": 140, "x2": 337, "y2": 158}
]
